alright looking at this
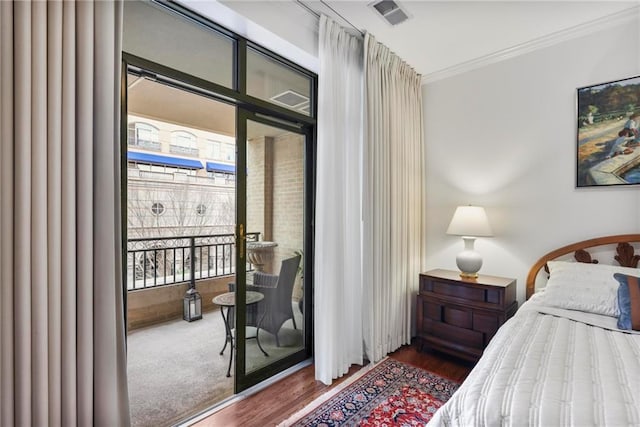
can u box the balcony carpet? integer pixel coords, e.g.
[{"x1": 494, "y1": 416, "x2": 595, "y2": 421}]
[{"x1": 127, "y1": 305, "x2": 303, "y2": 427}]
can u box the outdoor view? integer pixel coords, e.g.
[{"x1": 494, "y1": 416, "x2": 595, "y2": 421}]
[
  {"x1": 126, "y1": 113, "x2": 237, "y2": 289},
  {"x1": 124, "y1": 74, "x2": 306, "y2": 427},
  {"x1": 244, "y1": 119, "x2": 305, "y2": 376}
]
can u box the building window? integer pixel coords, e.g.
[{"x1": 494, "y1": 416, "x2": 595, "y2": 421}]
[
  {"x1": 150, "y1": 202, "x2": 165, "y2": 216},
  {"x1": 133, "y1": 122, "x2": 161, "y2": 150},
  {"x1": 195, "y1": 204, "x2": 207, "y2": 216},
  {"x1": 222, "y1": 144, "x2": 234, "y2": 162},
  {"x1": 171, "y1": 130, "x2": 199, "y2": 156},
  {"x1": 207, "y1": 139, "x2": 221, "y2": 160}
]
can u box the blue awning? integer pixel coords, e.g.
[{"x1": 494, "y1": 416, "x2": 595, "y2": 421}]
[
  {"x1": 206, "y1": 162, "x2": 235, "y2": 174},
  {"x1": 127, "y1": 151, "x2": 203, "y2": 169}
]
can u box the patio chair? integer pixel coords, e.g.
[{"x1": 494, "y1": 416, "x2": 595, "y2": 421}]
[{"x1": 228, "y1": 254, "x2": 301, "y2": 347}]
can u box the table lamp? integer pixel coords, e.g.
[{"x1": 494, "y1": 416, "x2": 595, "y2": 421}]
[{"x1": 446, "y1": 205, "x2": 493, "y2": 278}]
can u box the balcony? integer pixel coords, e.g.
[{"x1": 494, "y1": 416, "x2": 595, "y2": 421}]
[
  {"x1": 129, "y1": 136, "x2": 162, "y2": 151},
  {"x1": 170, "y1": 144, "x2": 200, "y2": 157},
  {"x1": 127, "y1": 168, "x2": 235, "y2": 187},
  {"x1": 127, "y1": 274, "x2": 303, "y2": 427},
  {"x1": 126, "y1": 232, "x2": 302, "y2": 426}
]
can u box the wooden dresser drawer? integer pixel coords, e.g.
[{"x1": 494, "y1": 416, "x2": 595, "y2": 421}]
[
  {"x1": 422, "y1": 299, "x2": 442, "y2": 320},
  {"x1": 433, "y1": 280, "x2": 485, "y2": 302},
  {"x1": 421, "y1": 317, "x2": 483, "y2": 349},
  {"x1": 473, "y1": 311, "x2": 498, "y2": 334},
  {"x1": 444, "y1": 305, "x2": 472, "y2": 329}
]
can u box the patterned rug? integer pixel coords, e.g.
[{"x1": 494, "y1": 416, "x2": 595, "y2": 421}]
[{"x1": 280, "y1": 358, "x2": 460, "y2": 426}]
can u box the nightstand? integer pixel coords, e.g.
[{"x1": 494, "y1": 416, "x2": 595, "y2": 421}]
[{"x1": 417, "y1": 269, "x2": 517, "y2": 362}]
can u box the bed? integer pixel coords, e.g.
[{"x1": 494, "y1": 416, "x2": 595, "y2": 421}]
[{"x1": 429, "y1": 234, "x2": 640, "y2": 426}]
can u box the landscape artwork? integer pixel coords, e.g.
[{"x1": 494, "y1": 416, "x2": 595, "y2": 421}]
[{"x1": 577, "y1": 75, "x2": 640, "y2": 187}]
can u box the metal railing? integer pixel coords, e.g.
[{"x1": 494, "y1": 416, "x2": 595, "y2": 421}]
[
  {"x1": 127, "y1": 168, "x2": 231, "y2": 186},
  {"x1": 170, "y1": 144, "x2": 199, "y2": 157},
  {"x1": 127, "y1": 232, "x2": 260, "y2": 291},
  {"x1": 129, "y1": 136, "x2": 162, "y2": 151}
]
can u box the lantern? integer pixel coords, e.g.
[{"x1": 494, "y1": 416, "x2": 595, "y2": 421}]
[{"x1": 183, "y1": 287, "x2": 202, "y2": 322}]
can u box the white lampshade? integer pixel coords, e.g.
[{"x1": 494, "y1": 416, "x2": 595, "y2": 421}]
[
  {"x1": 446, "y1": 206, "x2": 493, "y2": 237},
  {"x1": 446, "y1": 206, "x2": 493, "y2": 278}
]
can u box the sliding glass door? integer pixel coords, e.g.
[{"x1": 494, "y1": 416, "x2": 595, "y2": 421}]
[
  {"x1": 122, "y1": 0, "x2": 316, "y2": 419},
  {"x1": 234, "y1": 111, "x2": 313, "y2": 391}
]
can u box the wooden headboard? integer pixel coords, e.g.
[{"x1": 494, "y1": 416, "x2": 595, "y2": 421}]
[{"x1": 525, "y1": 234, "x2": 640, "y2": 299}]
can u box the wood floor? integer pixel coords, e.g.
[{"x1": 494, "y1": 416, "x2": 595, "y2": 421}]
[{"x1": 192, "y1": 343, "x2": 474, "y2": 427}]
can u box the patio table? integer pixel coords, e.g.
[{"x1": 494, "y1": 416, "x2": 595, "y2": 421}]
[{"x1": 212, "y1": 290, "x2": 268, "y2": 377}]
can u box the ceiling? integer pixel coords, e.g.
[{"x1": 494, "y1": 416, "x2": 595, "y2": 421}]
[
  {"x1": 218, "y1": 0, "x2": 638, "y2": 81},
  {"x1": 128, "y1": 75, "x2": 236, "y2": 136},
  {"x1": 128, "y1": 0, "x2": 639, "y2": 138}
]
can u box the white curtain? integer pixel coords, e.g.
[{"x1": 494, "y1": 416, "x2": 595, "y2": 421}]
[
  {"x1": 0, "y1": 1, "x2": 130, "y2": 425},
  {"x1": 362, "y1": 34, "x2": 424, "y2": 363},
  {"x1": 314, "y1": 15, "x2": 365, "y2": 385}
]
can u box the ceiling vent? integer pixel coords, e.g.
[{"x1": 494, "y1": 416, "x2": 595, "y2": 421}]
[
  {"x1": 270, "y1": 90, "x2": 309, "y2": 109},
  {"x1": 368, "y1": 0, "x2": 410, "y2": 26}
]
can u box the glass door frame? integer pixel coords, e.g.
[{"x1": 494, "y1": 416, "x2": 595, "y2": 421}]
[
  {"x1": 122, "y1": 47, "x2": 316, "y2": 394},
  {"x1": 234, "y1": 109, "x2": 314, "y2": 391}
]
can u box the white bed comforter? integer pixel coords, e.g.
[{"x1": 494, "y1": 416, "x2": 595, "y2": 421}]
[{"x1": 429, "y1": 297, "x2": 640, "y2": 426}]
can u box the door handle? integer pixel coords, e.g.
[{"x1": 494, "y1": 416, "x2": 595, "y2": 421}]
[{"x1": 239, "y1": 223, "x2": 245, "y2": 259}]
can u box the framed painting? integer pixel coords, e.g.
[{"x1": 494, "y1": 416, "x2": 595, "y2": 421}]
[{"x1": 577, "y1": 75, "x2": 640, "y2": 187}]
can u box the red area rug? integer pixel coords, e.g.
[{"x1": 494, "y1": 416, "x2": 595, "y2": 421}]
[{"x1": 280, "y1": 358, "x2": 459, "y2": 426}]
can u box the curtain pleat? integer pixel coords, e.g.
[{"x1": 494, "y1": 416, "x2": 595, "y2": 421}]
[
  {"x1": 32, "y1": 2, "x2": 49, "y2": 424},
  {"x1": 61, "y1": 2, "x2": 78, "y2": 424},
  {"x1": 76, "y1": 3, "x2": 95, "y2": 424},
  {"x1": 0, "y1": 1, "x2": 130, "y2": 425},
  {"x1": 314, "y1": 15, "x2": 365, "y2": 385},
  {"x1": 47, "y1": 3, "x2": 63, "y2": 424},
  {"x1": 93, "y1": 2, "x2": 129, "y2": 424},
  {"x1": 14, "y1": 2, "x2": 34, "y2": 424},
  {"x1": 363, "y1": 34, "x2": 424, "y2": 363},
  {"x1": 0, "y1": 1, "x2": 14, "y2": 425}
]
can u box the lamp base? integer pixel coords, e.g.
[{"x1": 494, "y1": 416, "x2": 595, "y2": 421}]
[
  {"x1": 459, "y1": 271, "x2": 479, "y2": 279},
  {"x1": 455, "y1": 236, "x2": 483, "y2": 278}
]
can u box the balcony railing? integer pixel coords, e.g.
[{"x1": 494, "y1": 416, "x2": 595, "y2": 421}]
[
  {"x1": 170, "y1": 144, "x2": 199, "y2": 157},
  {"x1": 127, "y1": 232, "x2": 260, "y2": 291},
  {"x1": 127, "y1": 168, "x2": 232, "y2": 186},
  {"x1": 129, "y1": 137, "x2": 162, "y2": 151}
]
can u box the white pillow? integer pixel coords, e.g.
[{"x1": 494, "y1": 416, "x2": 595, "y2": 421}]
[{"x1": 542, "y1": 260, "x2": 640, "y2": 317}]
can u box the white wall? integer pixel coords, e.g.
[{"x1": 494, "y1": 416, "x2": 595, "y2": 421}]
[{"x1": 423, "y1": 16, "x2": 640, "y2": 302}]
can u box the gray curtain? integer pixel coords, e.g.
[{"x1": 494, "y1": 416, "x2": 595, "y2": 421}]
[{"x1": 0, "y1": 1, "x2": 130, "y2": 425}]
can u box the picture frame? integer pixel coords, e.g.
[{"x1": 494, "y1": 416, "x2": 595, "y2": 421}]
[{"x1": 577, "y1": 75, "x2": 640, "y2": 187}]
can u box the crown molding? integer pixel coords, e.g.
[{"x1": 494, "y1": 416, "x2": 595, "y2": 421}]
[{"x1": 421, "y1": 4, "x2": 640, "y2": 85}]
